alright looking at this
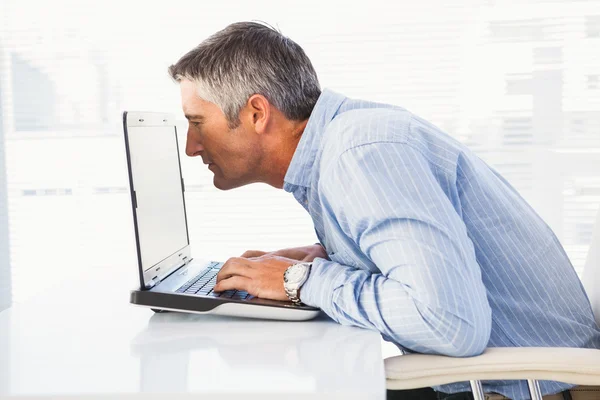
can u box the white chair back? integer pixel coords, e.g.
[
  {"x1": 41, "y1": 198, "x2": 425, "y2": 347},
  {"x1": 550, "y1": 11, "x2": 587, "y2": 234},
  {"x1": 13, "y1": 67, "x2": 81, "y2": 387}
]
[{"x1": 582, "y1": 207, "x2": 600, "y2": 327}]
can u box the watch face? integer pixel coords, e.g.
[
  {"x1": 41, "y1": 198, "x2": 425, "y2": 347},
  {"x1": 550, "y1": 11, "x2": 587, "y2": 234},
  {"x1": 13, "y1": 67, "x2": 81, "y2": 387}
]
[
  {"x1": 287, "y1": 266, "x2": 304, "y2": 282},
  {"x1": 286, "y1": 264, "x2": 306, "y2": 284}
]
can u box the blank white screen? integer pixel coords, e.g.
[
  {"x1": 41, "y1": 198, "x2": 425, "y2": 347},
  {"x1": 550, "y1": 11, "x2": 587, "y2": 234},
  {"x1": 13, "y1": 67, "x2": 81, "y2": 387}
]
[{"x1": 127, "y1": 125, "x2": 188, "y2": 272}]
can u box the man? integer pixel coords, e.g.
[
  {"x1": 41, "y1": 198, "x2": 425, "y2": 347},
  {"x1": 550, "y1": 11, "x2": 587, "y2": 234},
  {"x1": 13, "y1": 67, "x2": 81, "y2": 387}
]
[{"x1": 168, "y1": 22, "x2": 600, "y2": 400}]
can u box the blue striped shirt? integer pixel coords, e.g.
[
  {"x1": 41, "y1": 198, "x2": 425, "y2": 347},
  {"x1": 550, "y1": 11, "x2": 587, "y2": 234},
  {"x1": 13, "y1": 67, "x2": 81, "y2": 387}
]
[{"x1": 284, "y1": 89, "x2": 600, "y2": 399}]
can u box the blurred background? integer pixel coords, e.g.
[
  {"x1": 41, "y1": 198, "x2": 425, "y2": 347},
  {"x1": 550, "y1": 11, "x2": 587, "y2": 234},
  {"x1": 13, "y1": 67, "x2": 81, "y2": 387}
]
[{"x1": 0, "y1": 0, "x2": 599, "y2": 311}]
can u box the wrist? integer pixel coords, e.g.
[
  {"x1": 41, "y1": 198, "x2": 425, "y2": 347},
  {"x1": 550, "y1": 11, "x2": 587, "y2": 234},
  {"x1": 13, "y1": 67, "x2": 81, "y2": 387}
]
[{"x1": 283, "y1": 262, "x2": 312, "y2": 304}]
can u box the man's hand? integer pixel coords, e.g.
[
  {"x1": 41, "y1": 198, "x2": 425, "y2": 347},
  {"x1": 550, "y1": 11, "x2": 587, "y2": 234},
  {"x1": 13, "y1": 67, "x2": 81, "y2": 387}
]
[
  {"x1": 240, "y1": 244, "x2": 328, "y2": 262},
  {"x1": 214, "y1": 255, "x2": 298, "y2": 301}
]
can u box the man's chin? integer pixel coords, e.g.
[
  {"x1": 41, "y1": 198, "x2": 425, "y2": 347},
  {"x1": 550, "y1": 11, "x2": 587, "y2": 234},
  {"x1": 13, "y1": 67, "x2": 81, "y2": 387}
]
[{"x1": 213, "y1": 176, "x2": 244, "y2": 191}]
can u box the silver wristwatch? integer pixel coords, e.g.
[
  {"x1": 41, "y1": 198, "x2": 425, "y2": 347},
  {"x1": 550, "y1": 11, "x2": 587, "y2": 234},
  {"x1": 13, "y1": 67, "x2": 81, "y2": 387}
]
[{"x1": 283, "y1": 262, "x2": 312, "y2": 304}]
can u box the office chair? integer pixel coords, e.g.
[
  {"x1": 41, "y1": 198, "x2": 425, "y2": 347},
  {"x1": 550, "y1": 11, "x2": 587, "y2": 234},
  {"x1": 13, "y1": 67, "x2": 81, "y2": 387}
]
[{"x1": 384, "y1": 207, "x2": 600, "y2": 400}]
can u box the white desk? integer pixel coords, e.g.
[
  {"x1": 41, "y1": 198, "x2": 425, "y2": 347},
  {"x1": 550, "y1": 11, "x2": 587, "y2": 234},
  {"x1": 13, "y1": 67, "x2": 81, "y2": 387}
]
[{"x1": 0, "y1": 268, "x2": 386, "y2": 399}]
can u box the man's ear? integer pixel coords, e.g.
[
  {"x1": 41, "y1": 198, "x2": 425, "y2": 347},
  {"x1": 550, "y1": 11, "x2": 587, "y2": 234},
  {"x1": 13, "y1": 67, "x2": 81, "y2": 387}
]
[{"x1": 245, "y1": 94, "x2": 271, "y2": 134}]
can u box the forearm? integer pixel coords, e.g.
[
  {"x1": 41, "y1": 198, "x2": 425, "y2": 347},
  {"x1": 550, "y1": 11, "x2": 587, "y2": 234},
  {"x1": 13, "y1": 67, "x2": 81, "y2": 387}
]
[{"x1": 301, "y1": 257, "x2": 491, "y2": 357}]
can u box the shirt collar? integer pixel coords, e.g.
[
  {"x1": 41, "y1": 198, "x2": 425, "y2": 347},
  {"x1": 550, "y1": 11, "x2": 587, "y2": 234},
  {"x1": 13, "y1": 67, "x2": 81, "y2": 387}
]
[{"x1": 283, "y1": 88, "x2": 346, "y2": 192}]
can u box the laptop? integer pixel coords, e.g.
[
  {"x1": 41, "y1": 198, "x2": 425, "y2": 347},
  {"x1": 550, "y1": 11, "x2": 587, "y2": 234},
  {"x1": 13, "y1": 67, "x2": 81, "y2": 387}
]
[{"x1": 123, "y1": 111, "x2": 320, "y2": 321}]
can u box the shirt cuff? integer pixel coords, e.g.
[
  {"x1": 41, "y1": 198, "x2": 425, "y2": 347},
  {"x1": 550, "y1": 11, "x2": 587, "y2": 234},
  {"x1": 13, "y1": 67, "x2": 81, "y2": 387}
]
[{"x1": 300, "y1": 257, "x2": 348, "y2": 316}]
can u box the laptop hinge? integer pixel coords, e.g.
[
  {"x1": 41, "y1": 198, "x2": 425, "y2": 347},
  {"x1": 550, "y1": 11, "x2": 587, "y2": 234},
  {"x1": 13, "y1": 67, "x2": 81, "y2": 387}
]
[
  {"x1": 145, "y1": 257, "x2": 192, "y2": 289},
  {"x1": 145, "y1": 278, "x2": 158, "y2": 289}
]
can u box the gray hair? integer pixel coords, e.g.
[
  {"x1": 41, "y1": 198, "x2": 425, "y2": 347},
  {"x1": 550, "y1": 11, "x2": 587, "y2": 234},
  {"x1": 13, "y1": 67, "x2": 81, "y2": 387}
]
[{"x1": 169, "y1": 21, "x2": 321, "y2": 128}]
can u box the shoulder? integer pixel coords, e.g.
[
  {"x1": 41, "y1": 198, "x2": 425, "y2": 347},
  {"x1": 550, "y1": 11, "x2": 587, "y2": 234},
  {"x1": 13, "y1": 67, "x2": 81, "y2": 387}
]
[
  {"x1": 325, "y1": 108, "x2": 413, "y2": 151},
  {"x1": 317, "y1": 107, "x2": 414, "y2": 174}
]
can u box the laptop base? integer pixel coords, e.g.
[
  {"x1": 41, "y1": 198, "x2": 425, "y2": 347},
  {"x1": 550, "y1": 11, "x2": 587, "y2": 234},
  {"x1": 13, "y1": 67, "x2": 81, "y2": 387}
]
[{"x1": 131, "y1": 289, "x2": 321, "y2": 321}]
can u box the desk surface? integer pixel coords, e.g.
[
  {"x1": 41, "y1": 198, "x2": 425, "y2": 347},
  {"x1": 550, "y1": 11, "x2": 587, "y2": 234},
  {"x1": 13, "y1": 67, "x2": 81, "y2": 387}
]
[{"x1": 0, "y1": 268, "x2": 386, "y2": 399}]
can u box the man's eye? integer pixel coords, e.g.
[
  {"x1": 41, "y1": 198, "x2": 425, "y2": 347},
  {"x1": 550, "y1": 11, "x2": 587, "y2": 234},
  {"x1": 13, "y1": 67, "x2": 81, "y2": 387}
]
[{"x1": 191, "y1": 122, "x2": 201, "y2": 127}]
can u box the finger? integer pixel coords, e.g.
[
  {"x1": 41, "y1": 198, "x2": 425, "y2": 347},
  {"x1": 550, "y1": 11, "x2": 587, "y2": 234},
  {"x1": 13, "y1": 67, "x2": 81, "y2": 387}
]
[
  {"x1": 272, "y1": 249, "x2": 305, "y2": 260},
  {"x1": 257, "y1": 254, "x2": 298, "y2": 264},
  {"x1": 217, "y1": 257, "x2": 253, "y2": 283},
  {"x1": 254, "y1": 253, "x2": 276, "y2": 259},
  {"x1": 241, "y1": 250, "x2": 268, "y2": 258},
  {"x1": 213, "y1": 276, "x2": 251, "y2": 293}
]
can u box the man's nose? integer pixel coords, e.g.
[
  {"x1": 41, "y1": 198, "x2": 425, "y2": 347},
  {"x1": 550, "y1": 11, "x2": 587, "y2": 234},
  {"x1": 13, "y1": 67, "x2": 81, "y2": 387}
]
[{"x1": 185, "y1": 132, "x2": 204, "y2": 157}]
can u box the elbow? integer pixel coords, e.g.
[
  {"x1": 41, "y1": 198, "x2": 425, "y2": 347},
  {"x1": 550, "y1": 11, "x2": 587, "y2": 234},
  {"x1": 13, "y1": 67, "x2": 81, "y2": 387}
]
[
  {"x1": 436, "y1": 308, "x2": 492, "y2": 357},
  {"x1": 392, "y1": 302, "x2": 492, "y2": 358},
  {"x1": 443, "y1": 320, "x2": 491, "y2": 357}
]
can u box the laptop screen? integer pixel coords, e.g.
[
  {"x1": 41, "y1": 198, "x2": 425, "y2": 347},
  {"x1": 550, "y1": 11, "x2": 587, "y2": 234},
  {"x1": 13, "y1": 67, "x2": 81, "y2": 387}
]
[{"x1": 126, "y1": 121, "x2": 189, "y2": 274}]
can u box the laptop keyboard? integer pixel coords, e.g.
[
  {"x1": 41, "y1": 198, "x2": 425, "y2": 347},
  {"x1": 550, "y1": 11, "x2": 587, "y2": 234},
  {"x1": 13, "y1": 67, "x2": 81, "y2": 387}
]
[{"x1": 175, "y1": 261, "x2": 251, "y2": 300}]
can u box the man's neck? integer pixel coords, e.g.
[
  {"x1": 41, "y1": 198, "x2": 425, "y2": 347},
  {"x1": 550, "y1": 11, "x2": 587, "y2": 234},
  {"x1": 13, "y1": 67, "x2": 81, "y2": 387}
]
[{"x1": 267, "y1": 118, "x2": 308, "y2": 189}]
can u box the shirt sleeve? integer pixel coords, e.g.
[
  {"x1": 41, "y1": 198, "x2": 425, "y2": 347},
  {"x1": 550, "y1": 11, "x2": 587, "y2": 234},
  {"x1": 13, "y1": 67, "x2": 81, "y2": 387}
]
[{"x1": 300, "y1": 141, "x2": 492, "y2": 357}]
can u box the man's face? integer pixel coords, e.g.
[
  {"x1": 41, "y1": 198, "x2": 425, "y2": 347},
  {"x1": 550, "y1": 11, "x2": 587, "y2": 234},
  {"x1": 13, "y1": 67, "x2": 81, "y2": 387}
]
[{"x1": 180, "y1": 79, "x2": 262, "y2": 190}]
